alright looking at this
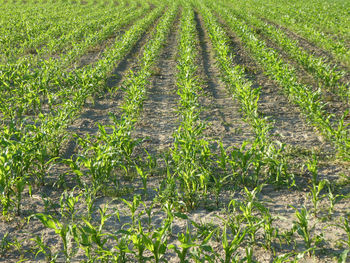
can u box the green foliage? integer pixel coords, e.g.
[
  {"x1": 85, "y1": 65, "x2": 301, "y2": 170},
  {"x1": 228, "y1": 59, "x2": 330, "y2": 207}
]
[{"x1": 0, "y1": 0, "x2": 349, "y2": 262}]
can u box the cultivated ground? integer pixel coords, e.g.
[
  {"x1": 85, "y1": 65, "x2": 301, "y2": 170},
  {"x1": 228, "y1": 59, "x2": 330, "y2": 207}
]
[{"x1": 0, "y1": 0, "x2": 349, "y2": 262}]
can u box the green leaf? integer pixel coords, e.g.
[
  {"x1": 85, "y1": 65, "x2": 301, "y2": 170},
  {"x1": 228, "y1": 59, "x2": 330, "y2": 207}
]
[
  {"x1": 174, "y1": 212, "x2": 188, "y2": 220},
  {"x1": 36, "y1": 213, "x2": 57, "y2": 230},
  {"x1": 338, "y1": 249, "x2": 349, "y2": 263}
]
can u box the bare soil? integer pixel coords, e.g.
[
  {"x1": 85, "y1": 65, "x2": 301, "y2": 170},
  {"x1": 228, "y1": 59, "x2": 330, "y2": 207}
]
[
  {"x1": 132, "y1": 12, "x2": 181, "y2": 158},
  {"x1": 194, "y1": 12, "x2": 255, "y2": 149}
]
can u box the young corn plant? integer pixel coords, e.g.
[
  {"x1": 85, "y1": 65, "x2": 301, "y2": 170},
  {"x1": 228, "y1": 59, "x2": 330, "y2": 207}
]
[
  {"x1": 129, "y1": 221, "x2": 147, "y2": 262},
  {"x1": 109, "y1": 231, "x2": 134, "y2": 262},
  {"x1": 291, "y1": 206, "x2": 323, "y2": 255},
  {"x1": 77, "y1": 205, "x2": 112, "y2": 260},
  {"x1": 239, "y1": 186, "x2": 266, "y2": 244},
  {"x1": 198, "y1": 1, "x2": 291, "y2": 187},
  {"x1": 31, "y1": 234, "x2": 56, "y2": 262},
  {"x1": 306, "y1": 155, "x2": 326, "y2": 216},
  {"x1": 189, "y1": 220, "x2": 216, "y2": 262},
  {"x1": 0, "y1": 125, "x2": 33, "y2": 217},
  {"x1": 336, "y1": 217, "x2": 350, "y2": 249},
  {"x1": 142, "y1": 200, "x2": 155, "y2": 231},
  {"x1": 209, "y1": 0, "x2": 350, "y2": 160},
  {"x1": 211, "y1": 174, "x2": 230, "y2": 208},
  {"x1": 327, "y1": 184, "x2": 343, "y2": 218},
  {"x1": 142, "y1": 220, "x2": 171, "y2": 263},
  {"x1": 169, "y1": 222, "x2": 197, "y2": 263},
  {"x1": 35, "y1": 213, "x2": 78, "y2": 262},
  {"x1": 259, "y1": 206, "x2": 279, "y2": 251},
  {"x1": 59, "y1": 189, "x2": 81, "y2": 223},
  {"x1": 121, "y1": 195, "x2": 142, "y2": 230},
  {"x1": 136, "y1": 165, "x2": 149, "y2": 196},
  {"x1": 171, "y1": 3, "x2": 212, "y2": 210},
  {"x1": 219, "y1": 222, "x2": 247, "y2": 263}
]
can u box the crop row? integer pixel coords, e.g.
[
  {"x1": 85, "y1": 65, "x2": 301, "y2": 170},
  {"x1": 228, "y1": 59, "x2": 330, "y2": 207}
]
[
  {"x1": 197, "y1": 0, "x2": 291, "y2": 187},
  {"x1": 0, "y1": 4, "x2": 165, "y2": 217},
  {"x1": 168, "y1": 1, "x2": 211, "y2": 209},
  {"x1": 0, "y1": 0, "x2": 150, "y2": 120},
  {"x1": 31, "y1": 3, "x2": 289, "y2": 261},
  {"x1": 219, "y1": 1, "x2": 347, "y2": 92},
  {"x1": 1, "y1": 0, "x2": 127, "y2": 62},
  {"x1": 226, "y1": 0, "x2": 350, "y2": 67},
  {"x1": 0, "y1": 0, "x2": 349, "y2": 262},
  {"x1": 207, "y1": 0, "x2": 350, "y2": 161},
  {"x1": 68, "y1": 2, "x2": 178, "y2": 195}
]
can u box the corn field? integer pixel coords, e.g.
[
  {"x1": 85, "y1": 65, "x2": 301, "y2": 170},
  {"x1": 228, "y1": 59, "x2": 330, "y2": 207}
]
[{"x1": 0, "y1": 0, "x2": 349, "y2": 262}]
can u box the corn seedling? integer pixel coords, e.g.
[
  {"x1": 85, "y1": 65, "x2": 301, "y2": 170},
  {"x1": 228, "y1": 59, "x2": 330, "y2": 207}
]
[{"x1": 306, "y1": 155, "x2": 326, "y2": 216}]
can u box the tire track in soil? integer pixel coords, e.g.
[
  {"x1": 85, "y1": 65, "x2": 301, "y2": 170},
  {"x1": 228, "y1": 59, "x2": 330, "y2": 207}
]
[
  {"x1": 62, "y1": 13, "x2": 164, "y2": 158},
  {"x1": 132, "y1": 13, "x2": 180, "y2": 159},
  {"x1": 194, "y1": 12, "x2": 254, "y2": 149}
]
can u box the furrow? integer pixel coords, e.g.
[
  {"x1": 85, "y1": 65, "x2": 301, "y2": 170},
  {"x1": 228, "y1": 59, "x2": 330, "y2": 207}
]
[
  {"x1": 195, "y1": 12, "x2": 254, "y2": 148},
  {"x1": 133, "y1": 13, "x2": 181, "y2": 157}
]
